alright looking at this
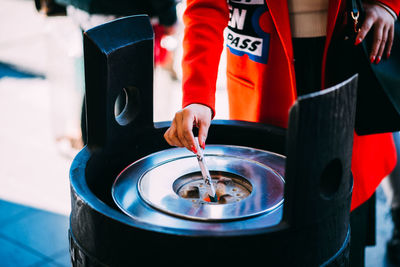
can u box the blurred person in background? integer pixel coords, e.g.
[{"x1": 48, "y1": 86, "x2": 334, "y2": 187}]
[
  {"x1": 35, "y1": 0, "x2": 66, "y2": 16},
  {"x1": 35, "y1": 0, "x2": 179, "y2": 147},
  {"x1": 382, "y1": 132, "x2": 400, "y2": 265}
]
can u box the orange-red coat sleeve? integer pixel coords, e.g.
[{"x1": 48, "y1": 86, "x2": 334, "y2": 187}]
[
  {"x1": 181, "y1": 0, "x2": 229, "y2": 116},
  {"x1": 351, "y1": 133, "x2": 397, "y2": 210}
]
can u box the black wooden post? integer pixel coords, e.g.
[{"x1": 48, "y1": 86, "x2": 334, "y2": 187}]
[
  {"x1": 83, "y1": 15, "x2": 154, "y2": 151},
  {"x1": 283, "y1": 75, "x2": 358, "y2": 264}
]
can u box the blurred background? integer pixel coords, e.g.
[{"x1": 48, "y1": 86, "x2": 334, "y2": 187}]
[{"x1": 0, "y1": 0, "x2": 395, "y2": 266}]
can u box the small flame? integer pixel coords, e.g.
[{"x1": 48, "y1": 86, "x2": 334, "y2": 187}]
[
  {"x1": 203, "y1": 196, "x2": 211, "y2": 202},
  {"x1": 203, "y1": 195, "x2": 219, "y2": 203}
]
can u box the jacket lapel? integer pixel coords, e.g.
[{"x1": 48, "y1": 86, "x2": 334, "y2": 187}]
[
  {"x1": 265, "y1": 0, "x2": 297, "y2": 99},
  {"x1": 265, "y1": 0, "x2": 293, "y2": 61},
  {"x1": 326, "y1": 0, "x2": 342, "y2": 47},
  {"x1": 322, "y1": 0, "x2": 342, "y2": 86}
]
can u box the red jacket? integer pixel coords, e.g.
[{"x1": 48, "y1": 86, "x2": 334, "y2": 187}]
[{"x1": 182, "y1": 0, "x2": 399, "y2": 210}]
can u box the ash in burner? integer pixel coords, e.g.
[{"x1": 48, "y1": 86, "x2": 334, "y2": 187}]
[
  {"x1": 216, "y1": 177, "x2": 232, "y2": 197},
  {"x1": 176, "y1": 176, "x2": 250, "y2": 205},
  {"x1": 179, "y1": 186, "x2": 200, "y2": 198},
  {"x1": 218, "y1": 194, "x2": 235, "y2": 204}
]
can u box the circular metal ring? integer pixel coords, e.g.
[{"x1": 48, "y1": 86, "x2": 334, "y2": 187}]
[{"x1": 112, "y1": 145, "x2": 285, "y2": 231}]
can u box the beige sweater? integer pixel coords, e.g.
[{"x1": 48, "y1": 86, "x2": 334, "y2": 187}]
[{"x1": 287, "y1": 0, "x2": 329, "y2": 37}]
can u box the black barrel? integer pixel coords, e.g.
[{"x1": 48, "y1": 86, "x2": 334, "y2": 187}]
[{"x1": 69, "y1": 15, "x2": 357, "y2": 266}]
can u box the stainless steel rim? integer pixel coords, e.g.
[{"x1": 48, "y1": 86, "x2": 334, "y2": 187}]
[
  {"x1": 137, "y1": 154, "x2": 284, "y2": 221},
  {"x1": 112, "y1": 145, "x2": 286, "y2": 231}
]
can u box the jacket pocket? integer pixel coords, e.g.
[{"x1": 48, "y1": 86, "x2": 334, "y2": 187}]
[
  {"x1": 226, "y1": 71, "x2": 259, "y2": 122},
  {"x1": 226, "y1": 71, "x2": 255, "y2": 89}
]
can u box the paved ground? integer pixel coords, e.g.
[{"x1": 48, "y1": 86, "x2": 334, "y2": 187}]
[{"x1": 0, "y1": 0, "x2": 396, "y2": 266}]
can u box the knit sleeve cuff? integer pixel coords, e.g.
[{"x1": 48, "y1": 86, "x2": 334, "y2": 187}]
[
  {"x1": 376, "y1": 1, "x2": 398, "y2": 20},
  {"x1": 377, "y1": 0, "x2": 400, "y2": 17}
]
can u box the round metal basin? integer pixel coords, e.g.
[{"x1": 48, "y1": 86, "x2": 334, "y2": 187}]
[{"x1": 112, "y1": 145, "x2": 285, "y2": 231}]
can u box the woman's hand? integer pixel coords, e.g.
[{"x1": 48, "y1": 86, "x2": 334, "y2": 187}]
[
  {"x1": 355, "y1": 2, "x2": 396, "y2": 63},
  {"x1": 164, "y1": 104, "x2": 212, "y2": 153}
]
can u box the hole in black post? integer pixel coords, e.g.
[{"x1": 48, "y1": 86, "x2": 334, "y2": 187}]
[
  {"x1": 319, "y1": 158, "x2": 343, "y2": 199},
  {"x1": 114, "y1": 86, "x2": 141, "y2": 126}
]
